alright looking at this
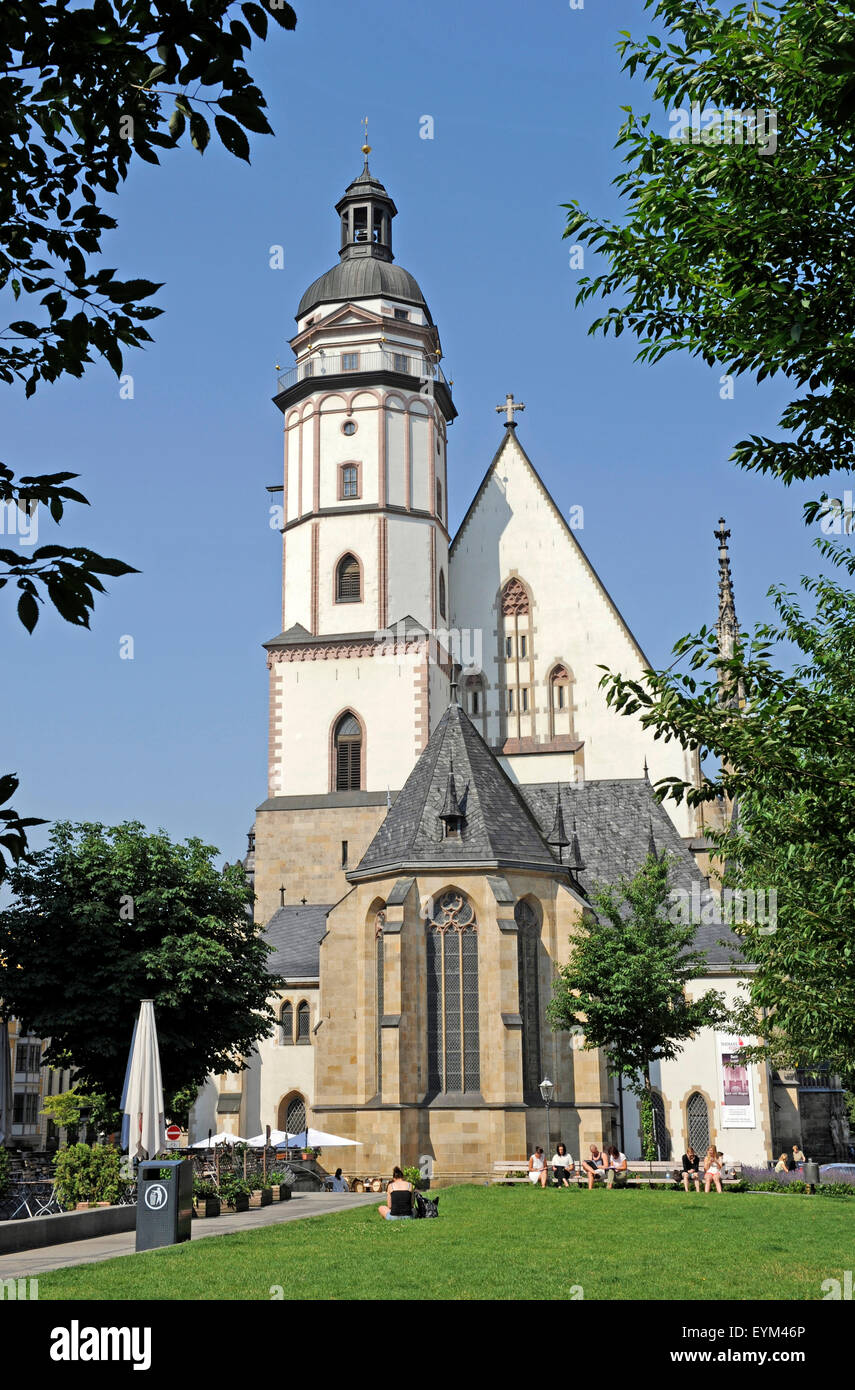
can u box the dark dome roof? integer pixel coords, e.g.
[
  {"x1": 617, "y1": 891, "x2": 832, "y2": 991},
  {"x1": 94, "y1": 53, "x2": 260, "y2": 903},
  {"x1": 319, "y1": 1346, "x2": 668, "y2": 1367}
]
[{"x1": 297, "y1": 258, "x2": 431, "y2": 322}]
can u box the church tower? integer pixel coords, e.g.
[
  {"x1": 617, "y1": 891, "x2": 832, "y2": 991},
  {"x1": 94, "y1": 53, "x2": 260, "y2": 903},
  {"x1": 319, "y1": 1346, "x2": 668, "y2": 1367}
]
[{"x1": 255, "y1": 146, "x2": 457, "y2": 920}]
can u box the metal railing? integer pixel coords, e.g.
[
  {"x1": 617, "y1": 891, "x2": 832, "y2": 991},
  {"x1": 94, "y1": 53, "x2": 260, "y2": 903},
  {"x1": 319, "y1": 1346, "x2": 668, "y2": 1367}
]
[{"x1": 276, "y1": 350, "x2": 450, "y2": 395}]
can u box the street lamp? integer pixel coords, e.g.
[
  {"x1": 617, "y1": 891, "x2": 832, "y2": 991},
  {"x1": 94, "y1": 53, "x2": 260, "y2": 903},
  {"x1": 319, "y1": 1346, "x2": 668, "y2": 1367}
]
[{"x1": 539, "y1": 1077, "x2": 554, "y2": 1162}]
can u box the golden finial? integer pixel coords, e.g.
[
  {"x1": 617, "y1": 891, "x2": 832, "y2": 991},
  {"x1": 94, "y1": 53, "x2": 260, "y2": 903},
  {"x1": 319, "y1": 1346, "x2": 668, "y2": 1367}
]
[{"x1": 361, "y1": 115, "x2": 371, "y2": 156}]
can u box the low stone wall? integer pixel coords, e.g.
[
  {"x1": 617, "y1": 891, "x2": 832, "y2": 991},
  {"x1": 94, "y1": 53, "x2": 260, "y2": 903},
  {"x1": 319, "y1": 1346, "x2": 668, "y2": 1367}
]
[{"x1": 0, "y1": 1204, "x2": 136, "y2": 1256}]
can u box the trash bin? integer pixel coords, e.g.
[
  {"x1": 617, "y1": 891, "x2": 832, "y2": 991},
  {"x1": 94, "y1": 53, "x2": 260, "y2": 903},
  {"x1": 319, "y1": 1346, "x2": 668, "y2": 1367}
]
[
  {"x1": 803, "y1": 1159, "x2": 820, "y2": 1192},
  {"x1": 136, "y1": 1159, "x2": 193, "y2": 1252}
]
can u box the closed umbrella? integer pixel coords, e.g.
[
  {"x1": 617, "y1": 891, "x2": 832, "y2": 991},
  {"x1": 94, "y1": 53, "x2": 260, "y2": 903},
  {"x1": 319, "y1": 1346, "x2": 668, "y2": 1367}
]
[
  {"x1": 122, "y1": 1000, "x2": 165, "y2": 1161},
  {"x1": 0, "y1": 1019, "x2": 12, "y2": 1147}
]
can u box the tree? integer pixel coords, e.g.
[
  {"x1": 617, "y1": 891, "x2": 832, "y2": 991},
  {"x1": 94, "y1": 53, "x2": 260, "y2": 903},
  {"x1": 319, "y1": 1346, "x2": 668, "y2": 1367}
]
[
  {"x1": 0, "y1": 1, "x2": 297, "y2": 881},
  {"x1": 547, "y1": 853, "x2": 727, "y2": 1158},
  {"x1": 0, "y1": 821, "x2": 280, "y2": 1112},
  {"x1": 567, "y1": 0, "x2": 855, "y2": 571},
  {"x1": 602, "y1": 575, "x2": 855, "y2": 1075}
]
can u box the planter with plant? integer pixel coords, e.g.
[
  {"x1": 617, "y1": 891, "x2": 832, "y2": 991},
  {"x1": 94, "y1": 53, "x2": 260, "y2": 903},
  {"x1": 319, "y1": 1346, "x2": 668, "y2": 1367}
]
[
  {"x1": 269, "y1": 1169, "x2": 294, "y2": 1200},
  {"x1": 250, "y1": 1178, "x2": 273, "y2": 1208},
  {"x1": 53, "y1": 1143, "x2": 126, "y2": 1210},
  {"x1": 192, "y1": 1177, "x2": 221, "y2": 1218},
  {"x1": 219, "y1": 1175, "x2": 252, "y2": 1212}
]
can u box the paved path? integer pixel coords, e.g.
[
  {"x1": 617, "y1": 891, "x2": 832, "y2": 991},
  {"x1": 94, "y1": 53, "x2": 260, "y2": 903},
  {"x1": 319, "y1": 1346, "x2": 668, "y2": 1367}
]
[{"x1": 0, "y1": 1192, "x2": 379, "y2": 1279}]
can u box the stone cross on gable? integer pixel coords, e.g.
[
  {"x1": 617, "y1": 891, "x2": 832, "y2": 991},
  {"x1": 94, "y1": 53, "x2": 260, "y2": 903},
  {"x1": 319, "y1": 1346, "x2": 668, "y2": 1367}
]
[{"x1": 496, "y1": 393, "x2": 525, "y2": 427}]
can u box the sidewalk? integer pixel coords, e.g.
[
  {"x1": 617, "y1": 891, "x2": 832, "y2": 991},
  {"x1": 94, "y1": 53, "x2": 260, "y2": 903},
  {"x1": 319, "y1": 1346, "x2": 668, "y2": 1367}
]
[{"x1": 0, "y1": 1191, "x2": 378, "y2": 1279}]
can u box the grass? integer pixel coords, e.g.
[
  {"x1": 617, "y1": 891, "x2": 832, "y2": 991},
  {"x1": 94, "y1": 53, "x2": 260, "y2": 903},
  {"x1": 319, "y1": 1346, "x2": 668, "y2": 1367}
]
[{"x1": 36, "y1": 1186, "x2": 853, "y2": 1301}]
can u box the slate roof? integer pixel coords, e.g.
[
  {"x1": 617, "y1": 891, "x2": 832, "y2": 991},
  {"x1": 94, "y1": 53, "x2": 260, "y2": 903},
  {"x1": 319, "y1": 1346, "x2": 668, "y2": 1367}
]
[
  {"x1": 264, "y1": 904, "x2": 332, "y2": 979},
  {"x1": 520, "y1": 780, "x2": 741, "y2": 968},
  {"x1": 349, "y1": 701, "x2": 562, "y2": 879}
]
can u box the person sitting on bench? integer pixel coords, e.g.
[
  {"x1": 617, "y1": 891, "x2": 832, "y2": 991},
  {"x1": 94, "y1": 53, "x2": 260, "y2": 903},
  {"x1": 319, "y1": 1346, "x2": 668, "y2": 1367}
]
[
  {"x1": 581, "y1": 1145, "x2": 606, "y2": 1190},
  {"x1": 605, "y1": 1145, "x2": 628, "y2": 1188},
  {"x1": 378, "y1": 1167, "x2": 414, "y2": 1220},
  {"x1": 551, "y1": 1143, "x2": 575, "y2": 1187},
  {"x1": 681, "y1": 1146, "x2": 701, "y2": 1192}
]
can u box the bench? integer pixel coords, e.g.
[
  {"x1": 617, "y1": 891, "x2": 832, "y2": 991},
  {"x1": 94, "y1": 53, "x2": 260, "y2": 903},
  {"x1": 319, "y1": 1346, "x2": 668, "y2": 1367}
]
[{"x1": 492, "y1": 1159, "x2": 742, "y2": 1188}]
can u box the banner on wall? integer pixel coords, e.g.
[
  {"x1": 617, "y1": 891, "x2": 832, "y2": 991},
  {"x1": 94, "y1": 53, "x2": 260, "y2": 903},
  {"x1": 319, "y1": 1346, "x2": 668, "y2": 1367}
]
[{"x1": 716, "y1": 1034, "x2": 756, "y2": 1129}]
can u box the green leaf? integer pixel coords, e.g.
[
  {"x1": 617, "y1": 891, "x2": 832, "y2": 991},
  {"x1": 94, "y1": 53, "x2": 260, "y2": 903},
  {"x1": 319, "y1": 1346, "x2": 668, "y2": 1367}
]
[{"x1": 214, "y1": 115, "x2": 251, "y2": 162}]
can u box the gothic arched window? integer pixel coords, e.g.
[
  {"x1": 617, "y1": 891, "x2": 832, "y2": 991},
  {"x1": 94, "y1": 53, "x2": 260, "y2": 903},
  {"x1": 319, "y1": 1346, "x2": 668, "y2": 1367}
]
[
  {"x1": 335, "y1": 552, "x2": 361, "y2": 603},
  {"x1": 280, "y1": 1001, "x2": 293, "y2": 1045},
  {"x1": 687, "y1": 1091, "x2": 711, "y2": 1154},
  {"x1": 375, "y1": 911, "x2": 385, "y2": 1094},
  {"x1": 500, "y1": 577, "x2": 533, "y2": 741},
  {"x1": 296, "y1": 1001, "x2": 311, "y2": 1043},
  {"x1": 426, "y1": 890, "x2": 479, "y2": 1094},
  {"x1": 549, "y1": 663, "x2": 574, "y2": 739},
  {"x1": 334, "y1": 712, "x2": 362, "y2": 791},
  {"x1": 438, "y1": 569, "x2": 446, "y2": 620},
  {"x1": 515, "y1": 899, "x2": 542, "y2": 1098}
]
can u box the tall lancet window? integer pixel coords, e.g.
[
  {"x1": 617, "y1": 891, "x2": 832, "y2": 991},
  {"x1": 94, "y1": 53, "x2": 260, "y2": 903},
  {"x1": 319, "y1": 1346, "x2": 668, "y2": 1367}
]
[
  {"x1": 500, "y1": 577, "x2": 534, "y2": 743},
  {"x1": 336, "y1": 552, "x2": 362, "y2": 603},
  {"x1": 334, "y1": 712, "x2": 362, "y2": 790},
  {"x1": 375, "y1": 910, "x2": 386, "y2": 1094},
  {"x1": 515, "y1": 899, "x2": 542, "y2": 1098},
  {"x1": 426, "y1": 890, "x2": 479, "y2": 1094}
]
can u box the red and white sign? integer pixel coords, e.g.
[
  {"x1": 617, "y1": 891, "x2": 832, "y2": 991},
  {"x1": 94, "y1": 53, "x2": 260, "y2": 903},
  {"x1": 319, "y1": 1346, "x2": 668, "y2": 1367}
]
[{"x1": 165, "y1": 1124, "x2": 181, "y2": 1141}]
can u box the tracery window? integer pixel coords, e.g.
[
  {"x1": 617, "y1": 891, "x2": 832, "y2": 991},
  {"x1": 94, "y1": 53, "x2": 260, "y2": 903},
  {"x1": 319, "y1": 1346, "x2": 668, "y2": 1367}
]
[
  {"x1": 515, "y1": 899, "x2": 542, "y2": 1098},
  {"x1": 375, "y1": 911, "x2": 385, "y2": 1093},
  {"x1": 687, "y1": 1091, "x2": 711, "y2": 1154},
  {"x1": 426, "y1": 891, "x2": 480, "y2": 1094},
  {"x1": 549, "y1": 664, "x2": 574, "y2": 738},
  {"x1": 500, "y1": 577, "x2": 533, "y2": 738}
]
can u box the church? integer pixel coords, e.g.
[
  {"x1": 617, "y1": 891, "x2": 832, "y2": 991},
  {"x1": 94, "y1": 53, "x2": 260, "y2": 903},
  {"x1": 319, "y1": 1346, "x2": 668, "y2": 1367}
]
[{"x1": 189, "y1": 147, "x2": 836, "y2": 1177}]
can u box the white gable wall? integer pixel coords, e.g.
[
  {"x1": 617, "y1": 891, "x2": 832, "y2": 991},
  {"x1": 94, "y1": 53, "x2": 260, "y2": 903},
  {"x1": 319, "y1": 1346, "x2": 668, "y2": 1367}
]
[{"x1": 450, "y1": 432, "x2": 695, "y2": 838}]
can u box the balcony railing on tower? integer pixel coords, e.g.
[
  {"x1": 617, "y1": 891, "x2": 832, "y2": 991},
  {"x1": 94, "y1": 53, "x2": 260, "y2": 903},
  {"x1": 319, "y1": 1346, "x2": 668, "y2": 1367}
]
[{"x1": 276, "y1": 350, "x2": 450, "y2": 396}]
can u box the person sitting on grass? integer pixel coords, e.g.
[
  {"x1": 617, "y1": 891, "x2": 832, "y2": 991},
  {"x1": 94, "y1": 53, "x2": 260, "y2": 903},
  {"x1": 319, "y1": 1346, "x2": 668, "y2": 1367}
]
[
  {"x1": 551, "y1": 1143, "x2": 575, "y2": 1187},
  {"x1": 605, "y1": 1144, "x2": 628, "y2": 1188},
  {"x1": 703, "y1": 1145, "x2": 723, "y2": 1194},
  {"x1": 681, "y1": 1146, "x2": 701, "y2": 1192},
  {"x1": 378, "y1": 1166, "x2": 413, "y2": 1220},
  {"x1": 581, "y1": 1144, "x2": 606, "y2": 1190},
  {"x1": 528, "y1": 1146, "x2": 548, "y2": 1187}
]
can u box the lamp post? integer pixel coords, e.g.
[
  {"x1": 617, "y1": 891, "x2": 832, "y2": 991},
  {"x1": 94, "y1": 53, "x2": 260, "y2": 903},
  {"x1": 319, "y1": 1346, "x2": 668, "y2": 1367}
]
[{"x1": 539, "y1": 1077, "x2": 554, "y2": 1165}]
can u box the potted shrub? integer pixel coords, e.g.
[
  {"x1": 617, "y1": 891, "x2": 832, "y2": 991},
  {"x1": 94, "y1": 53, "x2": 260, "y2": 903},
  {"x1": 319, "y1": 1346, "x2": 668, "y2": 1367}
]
[
  {"x1": 54, "y1": 1142, "x2": 123, "y2": 1210},
  {"x1": 193, "y1": 1178, "x2": 221, "y2": 1219},
  {"x1": 250, "y1": 1178, "x2": 273, "y2": 1208},
  {"x1": 269, "y1": 1169, "x2": 294, "y2": 1201},
  {"x1": 219, "y1": 1175, "x2": 251, "y2": 1213}
]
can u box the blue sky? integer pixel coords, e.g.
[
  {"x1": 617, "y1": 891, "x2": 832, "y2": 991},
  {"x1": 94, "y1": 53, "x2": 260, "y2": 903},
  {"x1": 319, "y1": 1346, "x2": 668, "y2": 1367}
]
[{"x1": 2, "y1": 0, "x2": 841, "y2": 865}]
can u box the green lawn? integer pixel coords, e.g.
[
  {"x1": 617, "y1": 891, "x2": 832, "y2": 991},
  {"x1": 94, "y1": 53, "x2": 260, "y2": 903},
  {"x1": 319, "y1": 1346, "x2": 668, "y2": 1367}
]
[{"x1": 37, "y1": 1187, "x2": 853, "y2": 1301}]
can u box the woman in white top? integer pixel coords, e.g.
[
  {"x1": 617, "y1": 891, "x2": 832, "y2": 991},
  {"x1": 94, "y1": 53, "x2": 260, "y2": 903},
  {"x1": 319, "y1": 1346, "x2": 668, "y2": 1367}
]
[
  {"x1": 528, "y1": 1146, "x2": 548, "y2": 1187},
  {"x1": 551, "y1": 1142, "x2": 576, "y2": 1187},
  {"x1": 605, "y1": 1145, "x2": 628, "y2": 1188},
  {"x1": 703, "y1": 1145, "x2": 723, "y2": 1194}
]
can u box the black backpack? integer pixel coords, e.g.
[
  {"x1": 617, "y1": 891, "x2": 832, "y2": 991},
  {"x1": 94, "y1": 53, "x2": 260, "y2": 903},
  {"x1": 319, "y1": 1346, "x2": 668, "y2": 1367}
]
[{"x1": 414, "y1": 1191, "x2": 440, "y2": 1219}]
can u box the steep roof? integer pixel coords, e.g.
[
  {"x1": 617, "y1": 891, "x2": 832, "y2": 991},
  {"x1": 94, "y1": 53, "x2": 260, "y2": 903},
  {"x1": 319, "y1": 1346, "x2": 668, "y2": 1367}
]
[
  {"x1": 263, "y1": 904, "x2": 332, "y2": 979},
  {"x1": 349, "y1": 701, "x2": 563, "y2": 880},
  {"x1": 521, "y1": 780, "x2": 741, "y2": 968}
]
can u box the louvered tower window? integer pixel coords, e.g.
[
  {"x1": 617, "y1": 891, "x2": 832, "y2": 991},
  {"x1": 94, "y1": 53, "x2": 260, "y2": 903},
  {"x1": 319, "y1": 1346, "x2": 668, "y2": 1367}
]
[
  {"x1": 687, "y1": 1091, "x2": 711, "y2": 1154},
  {"x1": 280, "y1": 1001, "x2": 293, "y2": 1045},
  {"x1": 426, "y1": 891, "x2": 480, "y2": 1094},
  {"x1": 336, "y1": 553, "x2": 361, "y2": 602},
  {"x1": 334, "y1": 713, "x2": 362, "y2": 790},
  {"x1": 515, "y1": 899, "x2": 542, "y2": 1098}
]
